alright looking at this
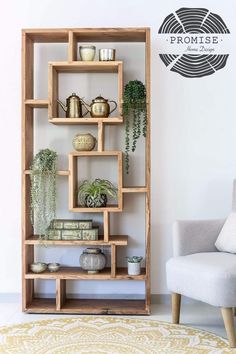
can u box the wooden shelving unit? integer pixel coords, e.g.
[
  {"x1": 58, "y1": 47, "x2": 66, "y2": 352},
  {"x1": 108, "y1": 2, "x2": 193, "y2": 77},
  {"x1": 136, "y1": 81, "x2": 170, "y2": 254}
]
[{"x1": 22, "y1": 27, "x2": 151, "y2": 315}]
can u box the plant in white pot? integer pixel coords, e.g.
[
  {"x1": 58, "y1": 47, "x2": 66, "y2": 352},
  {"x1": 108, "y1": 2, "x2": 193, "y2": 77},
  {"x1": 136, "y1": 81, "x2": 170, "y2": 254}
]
[{"x1": 127, "y1": 256, "x2": 143, "y2": 275}]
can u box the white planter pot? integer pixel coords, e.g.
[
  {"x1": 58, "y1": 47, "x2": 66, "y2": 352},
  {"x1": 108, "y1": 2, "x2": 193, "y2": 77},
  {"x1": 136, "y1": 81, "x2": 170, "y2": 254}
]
[{"x1": 128, "y1": 262, "x2": 141, "y2": 276}]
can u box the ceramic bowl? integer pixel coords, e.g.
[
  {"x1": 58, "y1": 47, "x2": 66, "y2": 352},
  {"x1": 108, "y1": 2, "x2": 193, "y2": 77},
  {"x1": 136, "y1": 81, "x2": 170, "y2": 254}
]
[
  {"x1": 47, "y1": 263, "x2": 60, "y2": 272},
  {"x1": 30, "y1": 262, "x2": 47, "y2": 273}
]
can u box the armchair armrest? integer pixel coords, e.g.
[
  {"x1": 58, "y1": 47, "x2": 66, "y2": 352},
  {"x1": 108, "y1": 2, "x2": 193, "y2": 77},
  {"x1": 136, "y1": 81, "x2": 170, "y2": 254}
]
[{"x1": 173, "y1": 219, "x2": 225, "y2": 256}]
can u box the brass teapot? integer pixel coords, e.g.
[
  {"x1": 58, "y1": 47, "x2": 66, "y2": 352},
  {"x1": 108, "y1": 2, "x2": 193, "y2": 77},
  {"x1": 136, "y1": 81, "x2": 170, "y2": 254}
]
[
  {"x1": 57, "y1": 93, "x2": 87, "y2": 118},
  {"x1": 81, "y1": 95, "x2": 117, "y2": 118}
]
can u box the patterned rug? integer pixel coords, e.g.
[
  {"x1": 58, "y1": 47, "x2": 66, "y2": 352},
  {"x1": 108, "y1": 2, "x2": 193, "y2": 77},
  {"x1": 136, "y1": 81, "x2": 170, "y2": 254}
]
[{"x1": 0, "y1": 316, "x2": 233, "y2": 353}]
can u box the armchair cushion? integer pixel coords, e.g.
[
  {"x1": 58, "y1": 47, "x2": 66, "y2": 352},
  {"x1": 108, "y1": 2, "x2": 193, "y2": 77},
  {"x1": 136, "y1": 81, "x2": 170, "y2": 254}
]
[
  {"x1": 215, "y1": 212, "x2": 236, "y2": 253},
  {"x1": 166, "y1": 252, "x2": 236, "y2": 307}
]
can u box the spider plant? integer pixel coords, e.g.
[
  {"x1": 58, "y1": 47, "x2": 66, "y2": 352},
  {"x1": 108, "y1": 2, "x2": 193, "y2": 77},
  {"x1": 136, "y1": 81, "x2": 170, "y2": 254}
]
[{"x1": 78, "y1": 178, "x2": 117, "y2": 208}]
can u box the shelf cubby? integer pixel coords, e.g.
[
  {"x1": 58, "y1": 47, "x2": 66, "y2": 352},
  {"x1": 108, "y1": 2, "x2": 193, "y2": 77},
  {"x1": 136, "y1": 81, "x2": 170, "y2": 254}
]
[
  {"x1": 48, "y1": 61, "x2": 123, "y2": 121},
  {"x1": 68, "y1": 151, "x2": 123, "y2": 212}
]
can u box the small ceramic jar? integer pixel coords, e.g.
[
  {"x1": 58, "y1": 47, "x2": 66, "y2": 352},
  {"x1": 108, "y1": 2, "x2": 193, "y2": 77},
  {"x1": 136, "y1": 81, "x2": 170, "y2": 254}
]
[
  {"x1": 99, "y1": 49, "x2": 116, "y2": 61},
  {"x1": 80, "y1": 248, "x2": 106, "y2": 273},
  {"x1": 79, "y1": 45, "x2": 96, "y2": 61},
  {"x1": 30, "y1": 262, "x2": 47, "y2": 273},
  {"x1": 48, "y1": 263, "x2": 60, "y2": 272},
  {"x1": 72, "y1": 133, "x2": 96, "y2": 151},
  {"x1": 128, "y1": 262, "x2": 141, "y2": 276}
]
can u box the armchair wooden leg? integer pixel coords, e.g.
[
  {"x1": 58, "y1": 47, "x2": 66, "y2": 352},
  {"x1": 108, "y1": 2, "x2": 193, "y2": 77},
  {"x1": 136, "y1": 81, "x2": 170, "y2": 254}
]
[
  {"x1": 234, "y1": 308, "x2": 236, "y2": 316},
  {"x1": 221, "y1": 307, "x2": 236, "y2": 348},
  {"x1": 172, "y1": 293, "x2": 181, "y2": 324}
]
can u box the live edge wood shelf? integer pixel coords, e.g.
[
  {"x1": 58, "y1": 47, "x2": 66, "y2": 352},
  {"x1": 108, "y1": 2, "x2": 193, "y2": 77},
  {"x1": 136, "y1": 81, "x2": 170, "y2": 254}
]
[{"x1": 22, "y1": 27, "x2": 151, "y2": 315}]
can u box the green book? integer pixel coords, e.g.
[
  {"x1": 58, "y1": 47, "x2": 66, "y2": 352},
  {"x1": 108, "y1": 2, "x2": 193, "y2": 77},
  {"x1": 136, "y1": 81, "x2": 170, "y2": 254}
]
[
  {"x1": 82, "y1": 228, "x2": 99, "y2": 241},
  {"x1": 50, "y1": 219, "x2": 93, "y2": 230},
  {"x1": 61, "y1": 229, "x2": 83, "y2": 240}
]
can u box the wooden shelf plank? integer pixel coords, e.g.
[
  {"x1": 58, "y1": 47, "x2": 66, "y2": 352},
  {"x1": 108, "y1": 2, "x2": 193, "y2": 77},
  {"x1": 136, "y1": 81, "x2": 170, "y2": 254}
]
[
  {"x1": 50, "y1": 61, "x2": 122, "y2": 73},
  {"x1": 24, "y1": 170, "x2": 69, "y2": 176},
  {"x1": 25, "y1": 267, "x2": 146, "y2": 280},
  {"x1": 23, "y1": 29, "x2": 69, "y2": 43},
  {"x1": 23, "y1": 28, "x2": 148, "y2": 43},
  {"x1": 49, "y1": 117, "x2": 123, "y2": 125},
  {"x1": 60, "y1": 299, "x2": 147, "y2": 314},
  {"x1": 25, "y1": 298, "x2": 56, "y2": 313},
  {"x1": 25, "y1": 235, "x2": 128, "y2": 246},
  {"x1": 122, "y1": 187, "x2": 148, "y2": 193},
  {"x1": 25, "y1": 99, "x2": 49, "y2": 108},
  {"x1": 70, "y1": 151, "x2": 121, "y2": 157},
  {"x1": 70, "y1": 205, "x2": 122, "y2": 213},
  {"x1": 25, "y1": 298, "x2": 147, "y2": 314}
]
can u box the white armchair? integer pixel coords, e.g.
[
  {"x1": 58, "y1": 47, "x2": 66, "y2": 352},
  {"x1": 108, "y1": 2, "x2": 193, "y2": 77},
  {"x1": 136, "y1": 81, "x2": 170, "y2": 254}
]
[{"x1": 166, "y1": 185, "x2": 236, "y2": 347}]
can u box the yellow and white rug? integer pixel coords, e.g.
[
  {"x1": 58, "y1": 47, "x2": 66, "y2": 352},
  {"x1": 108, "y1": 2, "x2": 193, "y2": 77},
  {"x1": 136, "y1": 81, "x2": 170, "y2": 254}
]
[{"x1": 0, "y1": 316, "x2": 233, "y2": 353}]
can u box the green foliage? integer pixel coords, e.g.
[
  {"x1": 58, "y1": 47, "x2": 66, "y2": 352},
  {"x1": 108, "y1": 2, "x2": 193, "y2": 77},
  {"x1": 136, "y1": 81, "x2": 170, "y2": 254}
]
[
  {"x1": 30, "y1": 149, "x2": 57, "y2": 238},
  {"x1": 78, "y1": 179, "x2": 117, "y2": 207},
  {"x1": 123, "y1": 80, "x2": 147, "y2": 174},
  {"x1": 127, "y1": 256, "x2": 143, "y2": 263}
]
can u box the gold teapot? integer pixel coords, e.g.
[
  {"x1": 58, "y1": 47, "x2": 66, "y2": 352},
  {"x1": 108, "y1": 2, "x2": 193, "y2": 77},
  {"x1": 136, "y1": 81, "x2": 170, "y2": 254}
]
[
  {"x1": 81, "y1": 95, "x2": 117, "y2": 118},
  {"x1": 57, "y1": 93, "x2": 87, "y2": 118}
]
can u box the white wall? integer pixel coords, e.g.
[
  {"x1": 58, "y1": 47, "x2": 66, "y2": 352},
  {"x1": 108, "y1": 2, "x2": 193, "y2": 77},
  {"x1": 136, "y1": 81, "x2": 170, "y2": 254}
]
[{"x1": 1, "y1": 0, "x2": 236, "y2": 295}]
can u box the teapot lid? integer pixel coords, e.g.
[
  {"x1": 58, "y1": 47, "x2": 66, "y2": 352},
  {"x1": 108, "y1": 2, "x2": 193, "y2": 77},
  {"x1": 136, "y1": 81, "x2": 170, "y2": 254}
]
[
  {"x1": 84, "y1": 248, "x2": 101, "y2": 254},
  {"x1": 92, "y1": 95, "x2": 107, "y2": 103},
  {"x1": 68, "y1": 92, "x2": 79, "y2": 99}
]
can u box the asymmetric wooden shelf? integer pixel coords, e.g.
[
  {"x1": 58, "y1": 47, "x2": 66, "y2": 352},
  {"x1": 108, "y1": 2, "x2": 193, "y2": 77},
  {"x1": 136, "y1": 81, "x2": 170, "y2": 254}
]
[{"x1": 22, "y1": 27, "x2": 151, "y2": 315}]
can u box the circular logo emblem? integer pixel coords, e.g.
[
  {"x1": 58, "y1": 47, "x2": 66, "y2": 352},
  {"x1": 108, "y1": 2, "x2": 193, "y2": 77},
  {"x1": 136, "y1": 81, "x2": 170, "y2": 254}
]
[{"x1": 158, "y1": 8, "x2": 230, "y2": 78}]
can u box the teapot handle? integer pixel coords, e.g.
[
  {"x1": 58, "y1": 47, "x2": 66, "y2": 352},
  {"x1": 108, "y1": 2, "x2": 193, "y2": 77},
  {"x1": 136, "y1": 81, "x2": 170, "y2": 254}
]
[
  {"x1": 109, "y1": 100, "x2": 117, "y2": 115},
  {"x1": 82, "y1": 106, "x2": 89, "y2": 117},
  {"x1": 81, "y1": 98, "x2": 90, "y2": 117}
]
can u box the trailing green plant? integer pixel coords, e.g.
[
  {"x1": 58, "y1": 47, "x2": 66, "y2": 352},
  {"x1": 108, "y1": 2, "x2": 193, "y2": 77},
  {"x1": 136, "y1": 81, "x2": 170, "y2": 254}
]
[
  {"x1": 123, "y1": 80, "x2": 147, "y2": 174},
  {"x1": 127, "y1": 256, "x2": 143, "y2": 263},
  {"x1": 78, "y1": 179, "x2": 117, "y2": 208},
  {"x1": 30, "y1": 149, "x2": 57, "y2": 238}
]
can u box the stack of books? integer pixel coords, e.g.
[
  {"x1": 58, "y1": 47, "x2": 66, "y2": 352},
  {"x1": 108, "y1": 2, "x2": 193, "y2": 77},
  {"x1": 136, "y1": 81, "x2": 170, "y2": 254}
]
[{"x1": 47, "y1": 219, "x2": 99, "y2": 241}]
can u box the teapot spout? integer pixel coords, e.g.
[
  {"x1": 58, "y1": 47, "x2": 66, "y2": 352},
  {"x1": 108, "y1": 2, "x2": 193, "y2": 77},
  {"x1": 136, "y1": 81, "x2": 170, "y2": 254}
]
[
  {"x1": 80, "y1": 98, "x2": 91, "y2": 112},
  {"x1": 57, "y1": 99, "x2": 67, "y2": 112}
]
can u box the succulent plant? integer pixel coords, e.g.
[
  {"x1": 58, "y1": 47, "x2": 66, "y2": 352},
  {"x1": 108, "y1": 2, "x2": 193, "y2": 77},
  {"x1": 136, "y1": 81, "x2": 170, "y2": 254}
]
[{"x1": 127, "y1": 256, "x2": 143, "y2": 263}]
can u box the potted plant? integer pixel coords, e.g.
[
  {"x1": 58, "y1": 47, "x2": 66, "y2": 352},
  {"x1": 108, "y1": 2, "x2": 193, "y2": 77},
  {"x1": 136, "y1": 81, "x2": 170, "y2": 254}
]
[
  {"x1": 123, "y1": 80, "x2": 147, "y2": 174},
  {"x1": 78, "y1": 178, "x2": 117, "y2": 208},
  {"x1": 30, "y1": 148, "x2": 57, "y2": 238},
  {"x1": 127, "y1": 256, "x2": 143, "y2": 275}
]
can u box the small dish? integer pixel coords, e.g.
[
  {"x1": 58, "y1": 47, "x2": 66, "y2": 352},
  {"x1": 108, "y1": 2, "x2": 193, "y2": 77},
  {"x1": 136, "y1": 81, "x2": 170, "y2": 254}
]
[
  {"x1": 30, "y1": 262, "x2": 47, "y2": 273},
  {"x1": 48, "y1": 263, "x2": 60, "y2": 272}
]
